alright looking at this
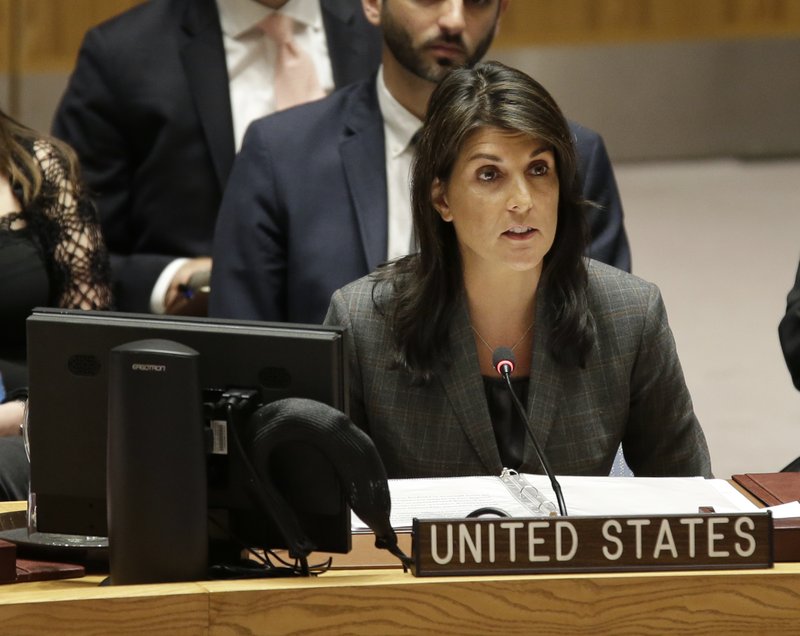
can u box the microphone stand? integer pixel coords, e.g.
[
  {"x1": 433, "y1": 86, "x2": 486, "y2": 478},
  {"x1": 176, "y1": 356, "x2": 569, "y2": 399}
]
[
  {"x1": 493, "y1": 347, "x2": 568, "y2": 516},
  {"x1": 500, "y1": 372, "x2": 568, "y2": 516}
]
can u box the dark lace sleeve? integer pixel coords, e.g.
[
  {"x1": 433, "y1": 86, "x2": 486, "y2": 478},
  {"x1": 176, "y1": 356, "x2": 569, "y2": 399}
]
[{"x1": 30, "y1": 140, "x2": 113, "y2": 310}]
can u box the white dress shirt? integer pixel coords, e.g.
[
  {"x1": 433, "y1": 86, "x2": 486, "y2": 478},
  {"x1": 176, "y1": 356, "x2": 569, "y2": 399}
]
[
  {"x1": 376, "y1": 66, "x2": 423, "y2": 261},
  {"x1": 216, "y1": 0, "x2": 334, "y2": 151}
]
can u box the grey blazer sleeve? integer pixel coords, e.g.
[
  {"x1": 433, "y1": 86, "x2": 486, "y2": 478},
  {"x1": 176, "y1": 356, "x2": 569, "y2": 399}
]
[
  {"x1": 623, "y1": 285, "x2": 712, "y2": 477},
  {"x1": 324, "y1": 288, "x2": 368, "y2": 434}
]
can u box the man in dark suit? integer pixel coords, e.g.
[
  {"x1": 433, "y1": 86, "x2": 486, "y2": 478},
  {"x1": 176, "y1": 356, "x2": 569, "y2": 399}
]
[
  {"x1": 779, "y1": 259, "x2": 800, "y2": 471},
  {"x1": 52, "y1": 0, "x2": 381, "y2": 313},
  {"x1": 780, "y1": 260, "x2": 800, "y2": 392},
  {"x1": 210, "y1": 0, "x2": 631, "y2": 324}
]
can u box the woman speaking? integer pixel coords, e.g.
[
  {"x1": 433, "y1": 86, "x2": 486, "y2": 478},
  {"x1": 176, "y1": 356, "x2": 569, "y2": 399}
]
[{"x1": 325, "y1": 62, "x2": 711, "y2": 480}]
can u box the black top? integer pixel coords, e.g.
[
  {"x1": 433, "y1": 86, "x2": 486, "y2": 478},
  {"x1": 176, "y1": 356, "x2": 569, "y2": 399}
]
[
  {"x1": 0, "y1": 138, "x2": 112, "y2": 392},
  {"x1": 0, "y1": 218, "x2": 49, "y2": 390},
  {"x1": 0, "y1": 223, "x2": 49, "y2": 359},
  {"x1": 483, "y1": 375, "x2": 529, "y2": 470}
]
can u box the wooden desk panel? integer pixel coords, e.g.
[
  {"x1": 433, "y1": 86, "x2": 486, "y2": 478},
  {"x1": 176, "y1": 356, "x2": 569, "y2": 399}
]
[
  {"x1": 0, "y1": 579, "x2": 207, "y2": 635},
  {"x1": 6, "y1": 0, "x2": 800, "y2": 74},
  {"x1": 2, "y1": 565, "x2": 800, "y2": 635},
  {"x1": 3, "y1": 502, "x2": 800, "y2": 634},
  {"x1": 202, "y1": 565, "x2": 800, "y2": 635}
]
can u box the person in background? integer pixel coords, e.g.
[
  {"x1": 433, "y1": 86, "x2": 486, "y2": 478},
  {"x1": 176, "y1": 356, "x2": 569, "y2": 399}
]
[
  {"x1": 209, "y1": 0, "x2": 631, "y2": 325},
  {"x1": 0, "y1": 389, "x2": 28, "y2": 503},
  {"x1": 0, "y1": 109, "x2": 112, "y2": 389},
  {"x1": 324, "y1": 62, "x2": 711, "y2": 480},
  {"x1": 779, "y1": 260, "x2": 800, "y2": 391},
  {"x1": 778, "y1": 260, "x2": 800, "y2": 471},
  {"x1": 52, "y1": 0, "x2": 381, "y2": 315},
  {"x1": 0, "y1": 109, "x2": 112, "y2": 500}
]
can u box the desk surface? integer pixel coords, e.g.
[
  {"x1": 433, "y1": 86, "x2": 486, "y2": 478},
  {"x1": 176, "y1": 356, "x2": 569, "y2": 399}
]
[
  {"x1": 3, "y1": 504, "x2": 800, "y2": 635},
  {"x1": 2, "y1": 561, "x2": 800, "y2": 635}
]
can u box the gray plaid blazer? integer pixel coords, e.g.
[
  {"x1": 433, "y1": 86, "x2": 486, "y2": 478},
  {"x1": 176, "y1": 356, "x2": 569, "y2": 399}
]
[{"x1": 324, "y1": 260, "x2": 712, "y2": 479}]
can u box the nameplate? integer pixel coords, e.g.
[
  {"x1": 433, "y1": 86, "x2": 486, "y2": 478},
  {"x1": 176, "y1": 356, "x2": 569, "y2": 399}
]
[{"x1": 411, "y1": 513, "x2": 773, "y2": 577}]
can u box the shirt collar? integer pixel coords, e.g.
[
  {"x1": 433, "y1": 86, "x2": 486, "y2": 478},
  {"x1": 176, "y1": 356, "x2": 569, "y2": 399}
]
[
  {"x1": 376, "y1": 66, "x2": 423, "y2": 159},
  {"x1": 216, "y1": 0, "x2": 322, "y2": 38}
]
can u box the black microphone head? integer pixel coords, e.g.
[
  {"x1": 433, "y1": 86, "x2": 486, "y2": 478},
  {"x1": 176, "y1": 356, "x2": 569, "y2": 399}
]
[{"x1": 492, "y1": 347, "x2": 516, "y2": 376}]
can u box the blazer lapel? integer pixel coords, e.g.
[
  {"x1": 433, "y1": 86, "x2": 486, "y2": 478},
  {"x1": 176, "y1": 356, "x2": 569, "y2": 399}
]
[
  {"x1": 179, "y1": 0, "x2": 235, "y2": 189},
  {"x1": 339, "y1": 80, "x2": 388, "y2": 272},
  {"x1": 435, "y1": 296, "x2": 503, "y2": 474},
  {"x1": 523, "y1": 291, "x2": 564, "y2": 471}
]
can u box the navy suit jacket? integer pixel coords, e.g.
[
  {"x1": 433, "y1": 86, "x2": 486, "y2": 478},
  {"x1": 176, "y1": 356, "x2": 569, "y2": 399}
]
[
  {"x1": 52, "y1": 0, "x2": 381, "y2": 312},
  {"x1": 210, "y1": 77, "x2": 631, "y2": 324}
]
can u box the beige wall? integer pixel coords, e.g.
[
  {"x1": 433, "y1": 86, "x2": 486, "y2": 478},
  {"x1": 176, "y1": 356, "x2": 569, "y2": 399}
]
[
  {"x1": 494, "y1": 0, "x2": 800, "y2": 160},
  {"x1": 2, "y1": 0, "x2": 800, "y2": 160},
  {"x1": 1, "y1": 0, "x2": 140, "y2": 126},
  {"x1": 494, "y1": 36, "x2": 800, "y2": 161},
  {"x1": 0, "y1": 0, "x2": 140, "y2": 72},
  {"x1": 3, "y1": 0, "x2": 799, "y2": 73}
]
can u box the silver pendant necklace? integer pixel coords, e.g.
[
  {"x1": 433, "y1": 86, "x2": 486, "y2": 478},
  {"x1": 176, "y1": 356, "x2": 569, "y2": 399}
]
[{"x1": 470, "y1": 320, "x2": 534, "y2": 354}]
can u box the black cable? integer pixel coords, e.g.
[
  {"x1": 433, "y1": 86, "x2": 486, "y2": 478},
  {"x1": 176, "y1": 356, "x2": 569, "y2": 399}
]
[
  {"x1": 466, "y1": 507, "x2": 511, "y2": 518},
  {"x1": 216, "y1": 390, "x2": 313, "y2": 576},
  {"x1": 501, "y1": 372, "x2": 568, "y2": 516}
]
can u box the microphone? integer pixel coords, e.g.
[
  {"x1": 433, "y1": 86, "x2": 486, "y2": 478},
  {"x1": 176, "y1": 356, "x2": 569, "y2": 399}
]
[
  {"x1": 493, "y1": 348, "x2": 515, "y2": 376},
  {"x1": 492, "y1": 347, "x2": 568, "y2": 516}
]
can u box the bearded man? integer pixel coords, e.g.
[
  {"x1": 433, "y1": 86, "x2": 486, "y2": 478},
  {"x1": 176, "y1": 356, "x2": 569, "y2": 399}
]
[{"x1": 210, "y1": 0, "x2": 630, "y2": 324}]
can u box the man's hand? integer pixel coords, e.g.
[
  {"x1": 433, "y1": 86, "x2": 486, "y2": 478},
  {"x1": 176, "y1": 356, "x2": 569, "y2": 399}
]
[{"x1": 165, "y1": 257, "x2": 212, "y2": 316}]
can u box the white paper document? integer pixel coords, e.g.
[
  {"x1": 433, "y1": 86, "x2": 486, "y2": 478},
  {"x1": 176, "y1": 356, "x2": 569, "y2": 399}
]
[
  {"x1": 352, "y1": 475, "x2": 762, "y2": 532},
  {"x1": 765, "y1": 500, "x2": 800, "y2": 519}
]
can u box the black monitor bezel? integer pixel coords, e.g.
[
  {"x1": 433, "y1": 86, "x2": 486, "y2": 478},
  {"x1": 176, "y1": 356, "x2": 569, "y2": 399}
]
[{"x1": 26, "y1": 307, "x2": 349, "y2": 552}]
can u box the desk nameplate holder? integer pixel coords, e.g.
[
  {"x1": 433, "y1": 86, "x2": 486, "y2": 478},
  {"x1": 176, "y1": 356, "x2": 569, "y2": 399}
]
[{"x1": 411, "y1": 512, "x2": 773, "y2": 577}]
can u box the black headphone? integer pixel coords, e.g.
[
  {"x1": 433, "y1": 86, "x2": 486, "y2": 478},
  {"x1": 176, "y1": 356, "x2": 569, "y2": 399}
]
[{"x1": 242, "y1": 397, "x2": 411, "y2": 570}]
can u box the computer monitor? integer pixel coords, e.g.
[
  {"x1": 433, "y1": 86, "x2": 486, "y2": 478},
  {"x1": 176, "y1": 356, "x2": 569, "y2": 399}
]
[{"x1": 26, "y1": 308, "x2": 350, "y2": 554}]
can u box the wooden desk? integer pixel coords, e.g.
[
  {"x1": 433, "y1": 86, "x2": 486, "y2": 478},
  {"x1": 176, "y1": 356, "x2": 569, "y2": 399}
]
[
  {"x1": 1, "y1": 554, "x2": 800, "y2": 634},
  {"x1": 3, "y1": 504, "x2": 800, "y2": 634}
]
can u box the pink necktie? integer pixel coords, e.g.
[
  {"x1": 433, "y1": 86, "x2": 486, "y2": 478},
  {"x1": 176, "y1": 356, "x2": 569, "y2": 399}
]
[{"x1": 259, "y1": 13, "x2": 325, "y2": 112}]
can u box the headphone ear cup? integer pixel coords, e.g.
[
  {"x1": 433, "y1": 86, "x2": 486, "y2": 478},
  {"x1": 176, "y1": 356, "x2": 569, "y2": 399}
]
[
  {"x1": 246, "y1": 398, "x2": 399, "y2": 555},
  {"x1": 240, "y1": 408, "x2": 315, "y2": 558}
]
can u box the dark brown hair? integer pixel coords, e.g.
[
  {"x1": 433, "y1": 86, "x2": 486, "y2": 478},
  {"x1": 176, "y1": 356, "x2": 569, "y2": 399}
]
[
  {"x1": 376, "y1": 61, "x2": 594, "y2": 383},
  {"x1": 0, "y1": 109, "x2": 83, "y2": 204}
]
